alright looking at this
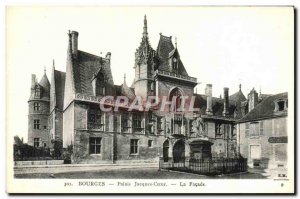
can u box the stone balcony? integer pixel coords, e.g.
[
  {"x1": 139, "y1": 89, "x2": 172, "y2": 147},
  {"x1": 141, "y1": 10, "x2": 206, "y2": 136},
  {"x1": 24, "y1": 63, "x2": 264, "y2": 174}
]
[{"x1": 154, "y1": 70, "x2": 197, "y2": 84}]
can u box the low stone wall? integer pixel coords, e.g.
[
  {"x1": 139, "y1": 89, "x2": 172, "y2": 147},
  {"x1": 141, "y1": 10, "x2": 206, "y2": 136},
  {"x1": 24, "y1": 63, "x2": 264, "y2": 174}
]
[{"x1": 15, "y1": 160, "x2": 64, "y2": 166}]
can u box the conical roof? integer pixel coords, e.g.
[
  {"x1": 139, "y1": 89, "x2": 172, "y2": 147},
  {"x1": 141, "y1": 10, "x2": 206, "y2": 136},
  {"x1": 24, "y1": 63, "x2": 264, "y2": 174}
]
[{"x1": 39, "y1": 73, "x2": 50, "y2": 91}]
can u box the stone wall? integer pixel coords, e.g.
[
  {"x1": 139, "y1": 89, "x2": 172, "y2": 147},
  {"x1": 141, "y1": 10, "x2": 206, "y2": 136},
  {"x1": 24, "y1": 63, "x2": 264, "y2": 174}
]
[
  {"x1": 73, "y1": 130, "x2": 114, "y2": 164},
  {"x1": 63, "y1": 102, "x2": 74, "y2": 148},
  {"x1": 72, "y1": 130, "x2": 165, "y2": 164},
  {"x1": 238, "y1": 117, "x2": 288, "y2": 169},
  {"x1": 28, "y1": 100, "x2": 50, "y2": 147}
]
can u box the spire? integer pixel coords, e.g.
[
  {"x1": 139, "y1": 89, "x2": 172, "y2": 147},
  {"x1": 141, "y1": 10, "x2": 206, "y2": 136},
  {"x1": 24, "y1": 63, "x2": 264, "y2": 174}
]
[
  {"x1": 53, "y1": 59, "x2": 55, "y2": 68},
  {"x1": 143, "y1": 15, "x2": 148, "y2": 38},
  {"x1": 259, "y1": 86, "x2": 261, "y2": 95}
]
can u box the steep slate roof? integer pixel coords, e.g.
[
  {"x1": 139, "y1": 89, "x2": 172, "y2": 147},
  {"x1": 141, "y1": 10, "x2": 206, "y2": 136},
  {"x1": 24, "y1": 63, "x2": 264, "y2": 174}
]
[
  {"x1": 156, "y1": 34, "x2": 188, "y2": 76},
  {"x1": 229, "y1": 90, "x2": 247, "y2": 119},
  {"x1": 114, "y1": 83, "x2": 136, "y2": 101},
  {"x1": 229, "y1": 90, "x2": 246, "y2": 102},
  {"x1": 72, "y1": 50, "x2": 114, "y2": 95},
  {"x1": 54, "y1": 70, "x2": 66, "y2": 110},
  {"x1": 238, "y1": 92, "x2": 288, "y2": 123},
  {"x1": 259, "y1": 94, "x2": 272, "y2": 102}
]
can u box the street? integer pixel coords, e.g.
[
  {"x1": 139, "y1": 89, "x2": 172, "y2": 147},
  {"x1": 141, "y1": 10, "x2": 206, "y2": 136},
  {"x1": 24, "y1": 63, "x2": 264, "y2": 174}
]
[{"x1": 14, "y1": 166, "x2": 269, "y2": 179}]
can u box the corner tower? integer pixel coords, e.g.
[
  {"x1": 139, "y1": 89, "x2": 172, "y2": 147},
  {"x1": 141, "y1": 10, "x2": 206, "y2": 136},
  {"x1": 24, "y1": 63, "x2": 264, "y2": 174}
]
[{"x1": 28, "y1": 70, "x2": 51, "y2": 147}]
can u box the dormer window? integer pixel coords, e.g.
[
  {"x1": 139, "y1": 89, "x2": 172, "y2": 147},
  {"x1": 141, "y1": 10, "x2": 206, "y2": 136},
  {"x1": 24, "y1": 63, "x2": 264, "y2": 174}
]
[
  {"x1": 274, "y1": 99, "x2": 288, "y2": 112},
  {"x1": 95, "y1": 73, "x2": 105, "y2": 96},
  {"x1": 172, "y1": 57, "x2": 178, "y2": 72},
  {"x1": 278, "y1": 101, "x2": 285, "y2": 111},
  {"x1": 34, "y1": 85, "x2": 41, "y2": 98}
]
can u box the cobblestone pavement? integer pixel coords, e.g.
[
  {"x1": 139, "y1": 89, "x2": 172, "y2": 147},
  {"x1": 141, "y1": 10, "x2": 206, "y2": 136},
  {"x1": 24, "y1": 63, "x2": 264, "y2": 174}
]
[{"x1": 14, "y1": 167, "x2": 268, "y2": 179}]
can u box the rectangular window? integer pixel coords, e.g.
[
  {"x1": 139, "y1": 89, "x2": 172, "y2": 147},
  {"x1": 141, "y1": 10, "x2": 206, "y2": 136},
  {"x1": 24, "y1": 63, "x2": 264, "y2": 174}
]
[
  {"x1": 34, "y1": 119, "x2": 40, "y2": 130},
  {"x1": 130, "y1": 139, "x2": 138, "y2": 154},
  {"x1": 133, "y1": 113, "x2": 142, "y2": 129},
  {"x1": 34, "y1": 138, "x2": 40, "y2": 147},
  {"x1": 157, "y1": 117, "x2": 162, "y2": 130},
  {"x1": 245, "y1": 123, "x2": 250, "y2": 137},
  {"x1": 250, "y1": 122, "x2": 259, "y2": 137},
  {"x1": 259, "y1": 121, "x2": 264, "y2": 135},
  {"x1": 88, "y1": 109, "x2": 104, "y2": 130},
  {"x1": 113, "y1": 115, "x2": 119, "y2": 132},
  {"x1": 89, "y1": 137, "x2": 101, "y2": 154},
  {"x1": 148, "y1": 140, "x2": 153, "y2": 148},
  {"x1": 121, "y1": 113, "x2": 129, "y2": 132},
  {"x1": 34, "y1": 86, "x2": 40, "y2": 98},
  {"x1": 33, "y1": 102, "x2": 40, "y2": 111}
]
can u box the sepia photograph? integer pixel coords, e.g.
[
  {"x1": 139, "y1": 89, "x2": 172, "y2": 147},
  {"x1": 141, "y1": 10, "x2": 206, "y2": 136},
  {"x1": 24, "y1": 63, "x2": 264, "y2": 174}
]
[{"x1": 5, "y1": 6, "x2": 295, "y2": 194}]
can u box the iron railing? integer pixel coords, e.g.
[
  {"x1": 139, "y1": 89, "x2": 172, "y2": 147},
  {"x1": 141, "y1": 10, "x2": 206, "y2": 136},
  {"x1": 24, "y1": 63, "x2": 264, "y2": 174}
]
[{"x1": 159, "y1": 157, "x2": 247, "y2": 175}]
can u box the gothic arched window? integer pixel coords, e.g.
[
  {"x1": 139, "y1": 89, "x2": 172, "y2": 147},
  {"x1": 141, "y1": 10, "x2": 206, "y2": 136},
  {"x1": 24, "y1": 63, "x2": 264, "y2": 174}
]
[
  {"x1": 169, "y1": 88, "x2": 182, "y2": 112},
  {"x1": 96, "y1": 73, "x2": 105, "y2": 96}
]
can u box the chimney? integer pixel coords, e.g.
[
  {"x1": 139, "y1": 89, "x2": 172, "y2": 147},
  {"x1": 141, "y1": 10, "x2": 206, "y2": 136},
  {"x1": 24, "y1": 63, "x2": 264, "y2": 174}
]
[
  {"x1": 31, "y1": 74, "x2": 36, "y2": 88},
  {"x1": 205, "y1": 84, "x2": 213, "y2": 115},
  {"x1": 106, "y1": 52, "x2": 111, "y2": 60},
  {"x1": 71, "y1": 31, "x2": 79, "y2": 57},
  {"x1": 248, "y1": 88, "x2": 258, "y2": 112},
  {"x1": 223, "y1": 87, "x2": 229, "y2": 116}
]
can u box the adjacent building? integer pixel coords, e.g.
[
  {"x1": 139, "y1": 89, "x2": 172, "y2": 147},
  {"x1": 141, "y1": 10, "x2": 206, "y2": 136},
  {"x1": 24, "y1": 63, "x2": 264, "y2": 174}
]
[{"x1": 237, "y1": 91, "x2": 288, "y2": 169}]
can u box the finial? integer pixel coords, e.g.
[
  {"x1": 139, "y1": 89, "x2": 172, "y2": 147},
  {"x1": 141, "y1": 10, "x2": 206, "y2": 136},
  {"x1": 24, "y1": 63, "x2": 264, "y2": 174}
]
[
  {"x1": 143, "y1": 15, "x2": 148, "y2": 38},
  {"x1": 53, "y1": 59, "x2": 55, "y2": 68},
  {"x1": 239, "y1": 83, "x2": 241, "y2": 91},
  {"x1": 175, "y1": 37, "x2": 177, "y2": 48},
  {"x1": 124, "y1": 73, "x2": 126, "y2": 83},
  {"x1": 44, "y1": 67, "x2": 46, "y2": 74}
]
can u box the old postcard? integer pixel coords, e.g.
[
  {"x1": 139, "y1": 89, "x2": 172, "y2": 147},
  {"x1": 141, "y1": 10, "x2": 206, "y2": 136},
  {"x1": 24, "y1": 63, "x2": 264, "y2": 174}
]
[{"x1": 6, "y1": 6, "x2": 295, "y2": 194}]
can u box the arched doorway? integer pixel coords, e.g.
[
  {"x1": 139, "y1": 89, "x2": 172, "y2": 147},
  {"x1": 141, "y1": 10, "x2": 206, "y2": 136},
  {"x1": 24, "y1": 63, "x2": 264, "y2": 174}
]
[
  {"x1": 163, "y1": 140, "x2": 169, "y2": 162},
  {"x1": 173, "y1": 140, "x2": 185, "y2": 163}
]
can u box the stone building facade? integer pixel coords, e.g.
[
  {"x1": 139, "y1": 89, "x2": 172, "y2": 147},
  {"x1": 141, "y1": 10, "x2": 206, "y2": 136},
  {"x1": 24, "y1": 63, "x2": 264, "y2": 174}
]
[
  {"x1": 236, "y1": 92, "x2": 288, "y2": 169},
  {"x1": 27, "y1": 16, "x2": 288, "y2": 165}
]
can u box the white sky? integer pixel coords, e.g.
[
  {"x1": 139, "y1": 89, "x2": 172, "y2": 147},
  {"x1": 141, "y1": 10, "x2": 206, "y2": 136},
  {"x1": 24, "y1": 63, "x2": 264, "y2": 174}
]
[{"x1": 6, "y1": 6, "x2": 294, "y2": 142}]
